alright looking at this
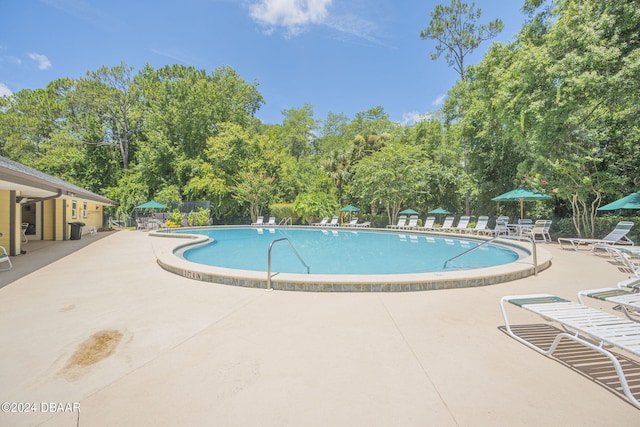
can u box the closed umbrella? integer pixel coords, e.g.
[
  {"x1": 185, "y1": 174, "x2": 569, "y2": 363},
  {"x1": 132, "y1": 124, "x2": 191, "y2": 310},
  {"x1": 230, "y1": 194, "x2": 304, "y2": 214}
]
[
  {"x1": 598, "y1": 191, "x2": 640, "y2": 211},
  {"x1": 491, "y1": 187, "x2": 552, "y2": 219}
]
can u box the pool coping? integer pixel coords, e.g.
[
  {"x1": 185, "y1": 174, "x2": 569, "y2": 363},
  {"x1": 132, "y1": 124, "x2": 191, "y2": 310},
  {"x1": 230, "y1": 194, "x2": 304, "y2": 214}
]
[{"x1": 149, "y1": 225, "x2": 552, "y2": 292}]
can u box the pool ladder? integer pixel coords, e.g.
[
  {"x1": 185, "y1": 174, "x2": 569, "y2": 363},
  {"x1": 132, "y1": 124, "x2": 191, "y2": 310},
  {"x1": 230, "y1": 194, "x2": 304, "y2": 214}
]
[
  {"x1": 279, "y1": 217, "x2": 293, "y2": 226},
  {"x1": 443, "y1": 235, "x2": 538, "y2": 276},
  {"x1": 267, "y1": 238, "x2": 310, "y2": 290}
]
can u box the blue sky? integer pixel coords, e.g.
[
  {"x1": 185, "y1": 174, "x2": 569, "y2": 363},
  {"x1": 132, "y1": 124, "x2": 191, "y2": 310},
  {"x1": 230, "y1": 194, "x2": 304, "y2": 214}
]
[{"x1": 0, "y1": 0, "x2": 527, "y2": 125}]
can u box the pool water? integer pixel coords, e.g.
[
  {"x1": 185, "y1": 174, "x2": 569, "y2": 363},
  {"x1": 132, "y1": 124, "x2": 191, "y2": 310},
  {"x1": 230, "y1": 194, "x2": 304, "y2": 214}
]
[{"x1": 179, "y1": 227, "x2": 520, "y2": 275}]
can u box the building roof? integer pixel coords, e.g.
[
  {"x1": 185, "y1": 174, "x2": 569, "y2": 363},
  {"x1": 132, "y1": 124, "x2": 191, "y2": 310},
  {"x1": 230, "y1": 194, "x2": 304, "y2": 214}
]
[{"x1": 0, "y1": 155, "x2": 115, "y2": 205}]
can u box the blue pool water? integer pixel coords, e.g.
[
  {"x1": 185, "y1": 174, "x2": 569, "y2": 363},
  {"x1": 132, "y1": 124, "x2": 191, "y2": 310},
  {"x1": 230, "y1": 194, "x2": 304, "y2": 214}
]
[{"x1": 178, "y1": 227, "x2": 520, "y2": 275}]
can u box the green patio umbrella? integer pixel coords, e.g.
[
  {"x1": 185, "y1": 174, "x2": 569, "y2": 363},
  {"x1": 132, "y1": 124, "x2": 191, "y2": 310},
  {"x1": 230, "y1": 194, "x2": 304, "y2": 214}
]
[
  {"x1": 340, "y1": 205, "x2": 360, "y2": 213},
  {"x1": 340, "y1": 205, "x2": 360, "y2": 221},
  {"x1": 491, "y1": 187, "x2": 552, "y2": 219},
  {"x1": 136, "y1": 200, "x2": 168, "y2": 209},
  {"x1": 428, "y1": 207, "x2": 451, "y2": 215},
  {"x1": 399, "y1": 208, "x2": 419, "y2": 215},
  {"x1": 598, "y1": 191, "x2": 640, "y2": 211}
]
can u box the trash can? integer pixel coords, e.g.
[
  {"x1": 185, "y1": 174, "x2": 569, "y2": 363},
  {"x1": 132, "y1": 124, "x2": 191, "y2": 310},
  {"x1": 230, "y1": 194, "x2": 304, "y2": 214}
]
[{"x1": 68, "y1": 222, "x2": 85, "y2": 240}]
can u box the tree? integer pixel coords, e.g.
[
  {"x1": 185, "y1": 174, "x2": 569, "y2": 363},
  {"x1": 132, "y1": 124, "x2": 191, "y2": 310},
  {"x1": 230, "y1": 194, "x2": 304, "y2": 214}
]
[
  {"x1": 420, "y1": 0, "x2": 504, "y2": 81},
  {"x1": 349, "y1": 143, "x2": 424, "y2": 225},
  {"x1": 421, "y1": 0, "x2": 504, "y2": 214},
  {"x1": 232, "y1": 171, "x2": 276, "y2": 223},
  {"x1": 73, "y1": 63, "x2": 144, "y2": 171},
  {"x1": 279, "y1": 103, "x2": 318, "y2": 159}
]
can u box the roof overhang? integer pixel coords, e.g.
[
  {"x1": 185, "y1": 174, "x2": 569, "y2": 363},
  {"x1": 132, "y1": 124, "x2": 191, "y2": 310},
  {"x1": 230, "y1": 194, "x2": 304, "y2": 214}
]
[{"x1": 0, "y1": 156, "x2": 116, "y2": 206}]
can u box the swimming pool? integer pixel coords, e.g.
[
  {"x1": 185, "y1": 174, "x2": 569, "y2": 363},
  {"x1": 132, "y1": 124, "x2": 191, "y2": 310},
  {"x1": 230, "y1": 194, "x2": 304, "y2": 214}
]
[
  {"x1": 151, "y1": 226, "x2": 552, "y2": 292},
  {"x1": 179, "y1": 227, "x2": 518, "y2": 274}
]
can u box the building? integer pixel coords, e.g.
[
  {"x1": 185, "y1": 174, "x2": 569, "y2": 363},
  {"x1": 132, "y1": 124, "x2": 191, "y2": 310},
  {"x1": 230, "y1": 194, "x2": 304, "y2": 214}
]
[{"x1": 0, "y1": 156, "x2": 115, "y2": 256}]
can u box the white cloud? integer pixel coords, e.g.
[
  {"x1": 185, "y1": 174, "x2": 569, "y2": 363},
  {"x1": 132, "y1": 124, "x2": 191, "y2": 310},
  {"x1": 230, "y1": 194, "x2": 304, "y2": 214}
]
[
  {"x1": 432, "y1": 94, "x2": 447, "y2": 106},
  {"x1": 401, "y1": 111, "x2": 432, "y2": 126},
  {"x1": 27, "y1": 52, "x2": 52, "y2": 70},
  {"x1": 0, "y1": 83, "x2": 12, "y2": 97},
  {"x1": 249, "y1": 0, "x2": 332, "y2": 36}
]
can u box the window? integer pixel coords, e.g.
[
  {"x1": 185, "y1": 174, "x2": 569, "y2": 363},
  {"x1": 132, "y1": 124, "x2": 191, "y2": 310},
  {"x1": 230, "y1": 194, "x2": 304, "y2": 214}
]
[{"x1": 71, "y1": 200, "x2": 77, "y2": 219}]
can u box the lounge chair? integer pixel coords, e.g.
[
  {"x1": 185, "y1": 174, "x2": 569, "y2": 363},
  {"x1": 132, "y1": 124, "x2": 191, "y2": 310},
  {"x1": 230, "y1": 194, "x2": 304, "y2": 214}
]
[
  {"x1": 400, "y1": 215, "x2": 419, "y2": 230},
  {"x1": 0, "y1": 246, "x2": 12, "y2": 271},
  {"x1": 387, "y1": 215, "x2": 406, "y2": 229},
  {"x1": 252, "y1": 216, "x2": 264, "y2": 225},
  {"x1": 327, "y1": 216, "x2": 340, "y2": 227},
  {"x1": 21, "y1": 223, "x2": 29, "y2": 242},
  {"x1": 266, "y1": 217, "x2": 276, "y2": 226},
  {"x1": 558, "y1": 221, "x2": 634, "y2": 251},
  {"x1": 619, "y1": 277, "x2": 640, "y2": 290},
  {"x1": 354, "y1": 221, "x2": 371, "y2": 228},
  {"x1": 501, "y1": 293, "x2": 640, "y2": 409},
  {"x1": 465, "y1": 216, "x2": 489, "y2": 234},
  {"x1": 578, "y1": 287, "x2": 640, "y2": 322},
  {"x1": 486, "y1": 219, "x2": 509, "y2": 237},
  {"x1": 312, "y1": 218, "x2": 329, "y2": 226},
  {"x1": 450, "y1": 215, "x2": 471, "y2": 233},
  {"x1": 521, "y1": 220, "x2": 552, "y2": 242},
  {"x1": 342, "y1": 219, "x2": 358, "y2": 227},
  {"x1": 439, "y1": 216, "x2": 456, "y2": 232},
  {"x1": 417, "y1": 216, "x2": 436, "y2": 231}
]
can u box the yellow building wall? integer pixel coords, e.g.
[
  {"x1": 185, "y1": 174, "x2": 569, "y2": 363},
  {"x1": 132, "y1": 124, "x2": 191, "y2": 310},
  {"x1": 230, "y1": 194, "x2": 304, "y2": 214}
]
[
  {"x1": 42, "y1": 199, "x2": 55, "y2": 241},
  {"x1": 0, "y1": 190, "x2": 11, "y2": 249}
]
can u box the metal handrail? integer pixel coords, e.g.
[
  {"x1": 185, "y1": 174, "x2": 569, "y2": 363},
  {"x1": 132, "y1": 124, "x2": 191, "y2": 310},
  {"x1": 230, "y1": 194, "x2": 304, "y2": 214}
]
[
  {"x1": 443, "y1": 234, "x2": 538, "y2": 275},
  {"x1": 267, "y1": 237, "x2": 310, "y2": 290},
  {"x1": 279, "y1": 217, "x2": 292, "y2": 226}
]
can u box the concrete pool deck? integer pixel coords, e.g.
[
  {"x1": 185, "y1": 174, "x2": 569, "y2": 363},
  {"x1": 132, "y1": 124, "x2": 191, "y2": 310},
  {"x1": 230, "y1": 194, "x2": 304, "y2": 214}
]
[{"x1": 0, "y1": 229, "x2": 638, "y2": 426}]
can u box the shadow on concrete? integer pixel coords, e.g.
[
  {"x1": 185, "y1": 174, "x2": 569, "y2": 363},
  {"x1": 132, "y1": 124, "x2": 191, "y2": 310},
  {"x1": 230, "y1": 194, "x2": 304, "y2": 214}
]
[
  {"x1": 499, "y1": 323, "x2": 640, "y2": 409},
  {"x1": 0, "y1": 229, "x2": 120, "y2": 289}
]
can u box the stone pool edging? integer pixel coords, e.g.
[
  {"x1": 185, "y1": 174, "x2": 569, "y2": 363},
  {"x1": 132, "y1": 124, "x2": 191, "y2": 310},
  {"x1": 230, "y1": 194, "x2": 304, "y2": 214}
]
[{"x1": 149, "y1": 226, "x2": 552, "y2": 292}]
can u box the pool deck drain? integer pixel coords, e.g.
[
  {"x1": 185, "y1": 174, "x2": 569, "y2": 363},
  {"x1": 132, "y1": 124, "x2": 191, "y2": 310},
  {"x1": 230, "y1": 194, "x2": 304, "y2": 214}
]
[{"x1": 151, "y1": 226, "x2": 552, "y2": 292}]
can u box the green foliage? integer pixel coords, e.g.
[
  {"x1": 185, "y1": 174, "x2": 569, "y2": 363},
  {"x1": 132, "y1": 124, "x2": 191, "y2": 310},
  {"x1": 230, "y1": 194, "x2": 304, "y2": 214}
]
[
  {"x1": 293, "y1": 192, "x2": 339, "y2": 224},
  {"x1": 168, "y1": 210, "x2": 183, "y2": 224},
  {"x1": 155, "y1": 185, "x2": 182, "y2": 209},
  {"x1": 232, "y1": 171, "x2": 275, "y2": 223},
  {"x1": 2, "y1": 2, "x2": 640, "y2": 229},
  {"x1": 420, "y1": 0, "x2": 504, "y2": 79},
  {"x1": 103, "y1": 173, "x2": 148, "y2": 219},
  {"x1": 187, "y1": 207, "x2": 210, "y2": 226},
  {"x1": 269, "y1": 203, "x2": 298, "y2": 224}
]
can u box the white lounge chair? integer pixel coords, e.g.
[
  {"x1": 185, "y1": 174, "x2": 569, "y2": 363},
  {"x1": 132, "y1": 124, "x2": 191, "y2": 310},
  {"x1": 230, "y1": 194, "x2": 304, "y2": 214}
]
[
  {"x1": 0, "y1": 246, "x2": 12, "y2": 271},
  {"x1": 342, "y1": 219, "x2": 358, "y2": 227},
  {"x1": 327, "y1": 216, "x2": 340, "y2": 227},
  {"x1": 312, "y1": 218, "x2": 329, "y2": 226},
  {"x1": 451, "y1": 215, "x2": 471, "y2": 233},
  {"x1": 266, "y1": 216, "x2": 276, "y2": 226},
  {"x1": 558, "y1": 221, "x2": 634, "y2": 251},
  {"x1": 439, "y1": 216, "x2": 456, "y2": 232},
  {"x1": 251, "y1": 216, "x2": 264, "y2": 226},
  {"x1": 21, "y1": 223, "x2": 29, "y2": 242},
  {"x1": 354, "y1": 221, "x2": 371, "y2": 228},
  {"x1": 486, "y1": 219, "x2": 509, "y2": 237},
  {"x1": 521, "y1": 220, "x2": 552, "y2": 242},
  {"x1": 417, "y1": 216, "x2": 436, "y2": 231},
  {"x1": 501, "y1": 293, "x2": 640, "y2": 409},
  {"x1": 400, "y1": 215, "x2": 419, "y2": 230},
  {"x1": 465, "y1": 216, "x2": 489, "y2": 234},
  {"x1": 578, "y1": 287, "x2": 640, "y2": 322},
  {"x1": 387, "y1": 215, "x2": 406, "y2": 229}
]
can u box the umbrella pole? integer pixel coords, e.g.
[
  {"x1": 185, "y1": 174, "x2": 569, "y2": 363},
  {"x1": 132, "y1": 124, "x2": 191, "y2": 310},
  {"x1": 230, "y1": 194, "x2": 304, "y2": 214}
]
[{"x1": 520, "y1": 198, "x2": 524, "y2": 220}]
